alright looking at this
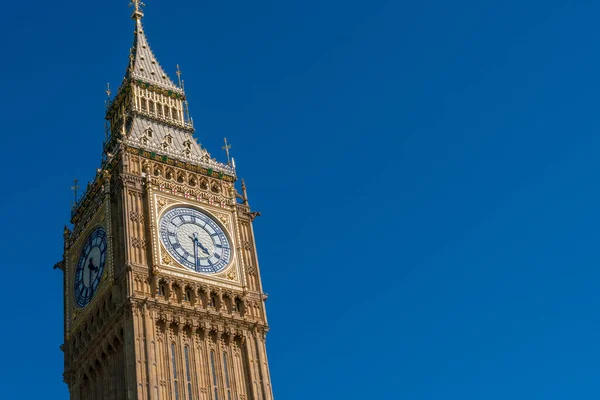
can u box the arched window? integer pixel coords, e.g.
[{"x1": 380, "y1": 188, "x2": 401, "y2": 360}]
[
  {"x1": 210, "y1": 351, "x2": 219, "y2": 400},
  {"x1": 158, "y1": 282, "x2": 166, "y2": 297},
  {"x1": 149, "y1": 100, "x2": 155, "y2": 114},
  {"x1": 223, "y1": 353, "x2": 231, "y2": 400},
  {"x1": 184, "y1": 346, "x2": 193, "y2": 400},
  {"x1": 171, "y1": 343, "x2": 180, "y2": 400},
  {"x1": 234, "y1": 298, "x2": 243, "y2": 314},
  {"x1": 184, "y1": 289, "x2": 190, "y2": 302},
  {"x1": 141, "y1": 99, "x2": 147, "y2": 111}
]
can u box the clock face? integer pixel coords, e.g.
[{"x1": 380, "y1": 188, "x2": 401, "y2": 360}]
[
  {"x1": 159, "y1": 207, "x2": 232, "y2": 274},
  {"x1": 74, "y1": 227, "x2": 107, "y2": 308}
]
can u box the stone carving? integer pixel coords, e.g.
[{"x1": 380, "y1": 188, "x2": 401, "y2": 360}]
[
  {"x1": 162, "y1": 253, "x2": 173, "y2": 266},
  {"x1": 129, "y1": 210, "x2": 145, "y2": 223},
  {"x1": 131, "y1": 237, "x2": 148, "y2": 249}
]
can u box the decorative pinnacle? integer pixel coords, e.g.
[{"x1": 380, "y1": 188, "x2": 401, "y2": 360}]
[
  {"x1": 176, "y1": 64, "x2": 183, "y2": 87},
  {"x1": 104, "y1": 83, "x2": 112, "y2": 113},
  {"x1": 130, "y1": 0, "x2": 145, "y2": 20},
  {"x1": 71, "y1": 179, "x2": 80, "y2": 207},
  {"x1": 222, "y1": 138, "x2": 232, "y2": 166},
  {"x1": 241, "y1": 178, "x2": 249, "y2": 206}
]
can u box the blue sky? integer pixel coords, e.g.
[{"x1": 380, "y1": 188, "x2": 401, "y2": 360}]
[{"x1": 1, "y1": 0, "x2": 599, "y2": 398}]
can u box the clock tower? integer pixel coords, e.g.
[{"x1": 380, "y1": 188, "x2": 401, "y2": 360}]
[{"x1": 57, "y1": 2, "x2": 274, "y2": 399}]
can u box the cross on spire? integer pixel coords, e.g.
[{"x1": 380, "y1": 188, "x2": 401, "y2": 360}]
[
  {"x1": 130, "y1": 0, "x2": 145, "y2": 20},
  {"x1": 222, "y1": 138, "x2": 232, "y2": 165}
]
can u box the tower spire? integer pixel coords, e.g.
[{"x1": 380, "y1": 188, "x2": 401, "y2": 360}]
[{"x1": 122, "y1": 0, "x2": 181, "y2": 92}]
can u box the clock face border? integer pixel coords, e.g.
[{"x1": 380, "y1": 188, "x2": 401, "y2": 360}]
[
  {"x1": 73, "y1": 225, "x2": 107, "y2": 309},
  {"x1": 158, "y1": 205, "x2": 234, "y2": 275}
]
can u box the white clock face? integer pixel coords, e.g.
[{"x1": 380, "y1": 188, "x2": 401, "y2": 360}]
[{"x1": 159, "y1": 207, "x2": 232, "y2": 274}]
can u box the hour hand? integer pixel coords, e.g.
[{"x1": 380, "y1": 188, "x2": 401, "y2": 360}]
[{"x1": 197, "y1": 241, "x2": 210, "y2": 255}]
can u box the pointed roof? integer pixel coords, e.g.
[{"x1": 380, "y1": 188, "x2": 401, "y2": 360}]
[{"x1": 126, "y1": 4, "x2": 182, "y2": 93}]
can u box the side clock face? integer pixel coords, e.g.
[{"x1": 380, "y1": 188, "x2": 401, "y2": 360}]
[
  {"x1": 159, "y1": 207, "x2": 232, "y2": 274},
  {"x1": 74, "y1": 227, "x2": 107, "y2": 308}
]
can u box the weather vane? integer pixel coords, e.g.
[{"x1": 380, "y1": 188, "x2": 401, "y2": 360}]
[{"x1": 222, "y1": 138, "x2": 232, "y2": 165}]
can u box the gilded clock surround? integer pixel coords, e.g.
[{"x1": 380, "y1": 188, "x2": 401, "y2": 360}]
[
  {"x1": 57, "y1": 3, "x2": 274, "y2": 400},
  {"x1": 151, "y1": 193, "x2": 241, "y2": 285}
]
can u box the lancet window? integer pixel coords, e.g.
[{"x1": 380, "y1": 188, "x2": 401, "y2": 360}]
[
  {"x1": 171, "y1": 343, "x2": 180, "y2": 400},
  {"x1": 223, "y1": 353, "x2": 231, "y2": 400},
  {"x1": 184, "y1": 346, "x2": 193, "y2": 400},
  {"x1": 210, "y1": 351, "x2": 219, "y2": 400}
]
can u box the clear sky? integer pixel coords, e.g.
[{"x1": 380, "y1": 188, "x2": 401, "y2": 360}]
[{"x1": 1, "y1": 0, "x2": 599, "y2": 398}]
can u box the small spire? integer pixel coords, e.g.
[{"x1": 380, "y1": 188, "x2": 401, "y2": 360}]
[
  {"x1": 104, "y1": 83, "x2": 111, "y2": 111},
  {"x1": 176, "y1": 64, "x2": 183, "y2": 87},
  {"x1": 71, "y1": 179, "x2": 80, "y2": 208},
  {"x1": 176, "y1": 65, "x2": 192, "y2": 123},
  {"x1": 222, "y1": 138, "x2": 232, "y2": 166},
  {"x1": 130, "y1": 0, "x2": 145, "y2": 20},
  {"x1": 241, "y1": 178, "x2": 249, "y2": 206}
]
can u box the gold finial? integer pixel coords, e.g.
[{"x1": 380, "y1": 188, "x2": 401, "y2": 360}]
[
  {"x1": 222, "y1": 138, "x2": 232, "y2": 166},
  {"x1": 176, "y1": 64, "x2": 183, "y2": 87},
  {"x1": 71, "y1": 179, "x2": 80, "y2": 207},
  {"x1": 130, "y1": 0, "x2": 145, "y2": 20}
]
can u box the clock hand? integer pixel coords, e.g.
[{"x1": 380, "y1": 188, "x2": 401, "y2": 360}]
[
  {"x1": 87, "y1": 264, "x2": 92, "y2": 288},
  {"x1": 197, "y1": 241, "x2": 210, "y2": 255},
  {"x1": 190, "y1": 234, "x2": 199, "y2": 270},
  {"x1": 190, "y1": 232, "x2": 210, "y2": 255}
]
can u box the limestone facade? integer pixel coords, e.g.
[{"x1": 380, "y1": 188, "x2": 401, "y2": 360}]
[{"x1": 58, "y1": 3, "x2": 274, "y2": 399}]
